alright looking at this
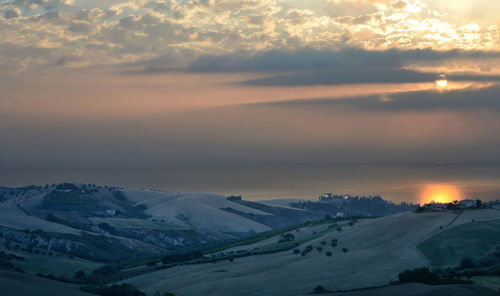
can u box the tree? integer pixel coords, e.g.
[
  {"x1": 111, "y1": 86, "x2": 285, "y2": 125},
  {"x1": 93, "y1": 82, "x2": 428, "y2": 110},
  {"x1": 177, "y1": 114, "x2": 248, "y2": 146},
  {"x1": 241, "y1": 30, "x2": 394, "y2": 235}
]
[
  {"x1": 279, "y1": 233, "x2": 295, "y2": 243},
  {"x1": 100, "y1": 283, "x2": 146, "y2": 296},
  {"x1": 313, "y1": 285, "x2": 331, "y2": 294},
  {"x1": 460, "y1": 258, "x2": 474, "y2": 269},
  {"x1": 74, "y1": 270, "x2": 86, "y2": 282},
  {"x1": 398, "y1": 267, "x2": 440, "y2": 284}
]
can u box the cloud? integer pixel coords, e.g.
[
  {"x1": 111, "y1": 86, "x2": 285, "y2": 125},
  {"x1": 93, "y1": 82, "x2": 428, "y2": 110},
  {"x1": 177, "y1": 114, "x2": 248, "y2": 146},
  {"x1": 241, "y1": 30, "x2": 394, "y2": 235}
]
[
  {"x1": 241, "y1": 69, "x2": 500, "y2": 86},
  {"x1": 242, "y1": 68, "x2": 438, "y2": 85},
  {"x1": 4, "y1": 8, "x2": 21, "y2": 18},
  {"x1": 256, "y1": 84, "x2": 500, "y2": 111},
  {"x1": 1, "y1": 0, "x2": 499, "y2": 75},
  {"x1": 186, "y1": 48, "x2": 500, "y2": 72}
]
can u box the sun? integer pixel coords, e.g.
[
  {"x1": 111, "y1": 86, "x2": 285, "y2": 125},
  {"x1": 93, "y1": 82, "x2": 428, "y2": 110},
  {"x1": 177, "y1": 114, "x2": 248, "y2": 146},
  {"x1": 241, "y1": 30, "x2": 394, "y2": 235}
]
[
  {"x1": 435, "y1": 74, "x2": 448, "y2": 88},
  {"x1": 420, "y1": 183, "x2": 462, "y2": 204}
]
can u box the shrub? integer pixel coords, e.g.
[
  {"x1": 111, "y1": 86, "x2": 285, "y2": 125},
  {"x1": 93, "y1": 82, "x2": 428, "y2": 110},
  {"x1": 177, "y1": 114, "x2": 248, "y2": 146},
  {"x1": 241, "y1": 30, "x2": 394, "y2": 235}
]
[
  {"x1": 74, "y1": 270, "x2": 86, "y2": 281},
  {"x1": 398, "y1": 267, "x2": 440, "y2": 285},
  {"x1": 161, "y1": 251, "x2": 203, "y2": 264},
  {"x1": 325, "y1": 251, "x2": 332, "y2": 256},
  {"x1": 330, "y1": 242, "x2": 338, "y2": 248},
  {"x1": 46, "y1": 213, "x2": 60, "y2": 223},
  {"x1": 313, "y1": 285, "x2": 331, "y2": 294},
  {"x1": 342, "y1": 248, "x2": 348, "y2": 253},
  {"x1": 460, "y1": 258, "x2": 475, "y2": 269},
  {"x1": 293, "y1": 249, "x2": 300, "y2": 255},
  {"x1": 279, "y1": 233, "x2": 295, "y2": 243},
  {"x1": 99, "y1": 283, "x2": 146, "y2": 296},
  {"x1": 301, "y1": 245, "x2": 314, "y2": 256}
]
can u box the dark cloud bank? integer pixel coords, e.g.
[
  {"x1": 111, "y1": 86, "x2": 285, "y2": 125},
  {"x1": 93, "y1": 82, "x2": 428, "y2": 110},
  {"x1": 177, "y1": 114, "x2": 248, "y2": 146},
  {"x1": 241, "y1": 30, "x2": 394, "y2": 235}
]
[
  {"x1": 127, "y1": 47, "x2": 500, "y2": 85},
  {"x1": 186, "y1": 48, "x2": 500, "y2": 73},
  {"x1": 254, "y1": 84, "x2": 500, "y2": 111}
]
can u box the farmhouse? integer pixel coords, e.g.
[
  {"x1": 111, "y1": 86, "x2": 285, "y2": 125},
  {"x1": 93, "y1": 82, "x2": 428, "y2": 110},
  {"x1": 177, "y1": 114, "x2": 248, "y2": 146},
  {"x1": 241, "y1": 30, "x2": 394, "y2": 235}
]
[
  {"x1": 319, "y1": 193, "x2": 346, "y2": 201},
  {"x1": 458, "y1": 200, "x2": 477, "y2": 209},
  {"x1": 422, "y1": 202, "x2": 448, "y2": 211},
  {"x1": 227, "y1": 195, "x2": 242, "y2": 201}
]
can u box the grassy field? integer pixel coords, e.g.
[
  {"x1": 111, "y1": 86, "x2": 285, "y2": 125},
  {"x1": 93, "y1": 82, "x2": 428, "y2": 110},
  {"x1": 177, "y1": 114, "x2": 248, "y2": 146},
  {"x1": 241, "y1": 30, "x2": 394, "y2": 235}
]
[
  {"x1": 0, "y1": 270, "x2": 93, "y2": 296},
  {"x1": 418, "y1": 219, "x2": 500, "y2": 268},
  {"x1": 123, "y1": 190, "x2": 273, "y2": 233},
  {"x1": 0, "y1": 239, "x2": 103, "y2": 278},
  {"x1": 330, "y1": 283, "x2": 498, "y2": 296},
  {"x1": 0, "y1": 206, "x2": 80, "y2": 234},
  {"x1": 470, "y1": 276, "x2": 500, "y2": 291},
  {"x1": 89, "y1": 217, "x2": 190, "y2": 230},
  {"x1": 125, "y1": 210, "x2": 483, "y2": 296}
]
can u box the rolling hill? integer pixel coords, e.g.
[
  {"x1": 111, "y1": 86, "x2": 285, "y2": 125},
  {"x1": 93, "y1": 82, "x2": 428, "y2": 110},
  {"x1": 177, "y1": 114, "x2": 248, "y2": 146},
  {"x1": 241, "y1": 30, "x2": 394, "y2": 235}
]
[
  {"x1": 123, "y1": 209, "x2": 500, "y2": 296},
  {"x1": 2, "y1": 183, "x2": 499, "y2": 296}
]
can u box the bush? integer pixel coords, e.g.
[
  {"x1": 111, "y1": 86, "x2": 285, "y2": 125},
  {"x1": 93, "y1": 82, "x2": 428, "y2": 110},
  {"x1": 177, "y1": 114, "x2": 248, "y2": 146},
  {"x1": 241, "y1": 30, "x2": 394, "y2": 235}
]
[
  {"x1": 301, "y1": 245, "x2": 314, "y2": 256},
  {"x1": 325, "y1": 252, "x2": 332, "y2": 256},
  {"x1": 46, "y1": 213, "x2": 60, "y2": 223},
  {"x1": 161, "y1": 251, "x2": 203, "y2": 264},
  {"x1": 342, "y1": 248, "x2": 348, "y2": 253},
  {"x1": 74, "y1": 270, "x2": 86, "y2": 282},
  {"x1": 293, "y1": 249, "x2": 300, "y2": 255},
  {"x1": 279, "y1": 233, "x2": 295, "y2": 243},
  {"x1": 313, "y1": 285, "x2": 331, "y2": 294},
  {"x1": 460, "y1": 258, "x2": 475, "y2": 269},
  {"x1": 99, "y1": 283, "x2": 146, "y2": 296},
  {"x1": 398, "y1": 267, "x2": 440, "y2": 285}
]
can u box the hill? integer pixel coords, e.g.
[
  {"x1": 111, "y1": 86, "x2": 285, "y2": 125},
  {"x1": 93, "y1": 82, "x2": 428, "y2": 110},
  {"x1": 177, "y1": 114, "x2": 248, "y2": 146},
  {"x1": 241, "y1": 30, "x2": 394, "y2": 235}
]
[
  {"x1": 120, "y1": 209, "x2": 500, "y2": 295},
  {"x1": 418, "y1": 211, "x2": 500, "y2": 268},
  {"x1": 1, "y1": 184, "x2": 500, "y2": 295},
  {"x1": 0, "y1": 270, "x2": 93, "y2": 296},
  {"x1": 0, "y1": 184, "x2": 326, "y2": 265}
]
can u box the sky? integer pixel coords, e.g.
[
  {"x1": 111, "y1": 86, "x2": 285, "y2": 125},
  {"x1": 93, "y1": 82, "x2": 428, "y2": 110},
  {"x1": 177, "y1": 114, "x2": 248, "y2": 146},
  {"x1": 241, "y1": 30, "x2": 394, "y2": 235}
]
[{"x1": 1, "y1": 0, "x2": 500, "y2": 199}]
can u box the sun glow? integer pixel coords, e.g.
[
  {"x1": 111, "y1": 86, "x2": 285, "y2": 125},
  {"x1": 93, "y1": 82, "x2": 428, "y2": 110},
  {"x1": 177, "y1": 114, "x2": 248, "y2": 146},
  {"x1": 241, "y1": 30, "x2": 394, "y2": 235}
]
[
  {"x1": 420, "y1": 183, "x2": 462, "y2": 204},
  {"x1": 435, "y1": 74, "x2": 448, "y2": 88}
]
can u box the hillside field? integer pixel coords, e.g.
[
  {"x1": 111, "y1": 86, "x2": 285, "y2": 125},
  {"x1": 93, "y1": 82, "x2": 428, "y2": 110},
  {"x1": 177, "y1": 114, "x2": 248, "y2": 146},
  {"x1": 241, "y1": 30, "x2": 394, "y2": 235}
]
[
  {"x1": 124, "y1": 210, "x2": 500, "y2": 296},
  {"x1": 418, "y1": 218, "x2": 500, "y2": 268},
  {"x1": 0, "y1": 270, "x2": 93, "y2": 296}
]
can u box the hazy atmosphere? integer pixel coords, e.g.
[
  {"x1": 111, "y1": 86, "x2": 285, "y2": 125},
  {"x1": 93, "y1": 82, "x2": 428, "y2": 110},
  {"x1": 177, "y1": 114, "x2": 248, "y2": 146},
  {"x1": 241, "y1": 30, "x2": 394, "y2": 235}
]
[
  {"x1": 2, "y1": 1, "x2": 500, "y2": 296},
  {"x1": 2, "y1": 0, "x2": 500, "y2": 204}
]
